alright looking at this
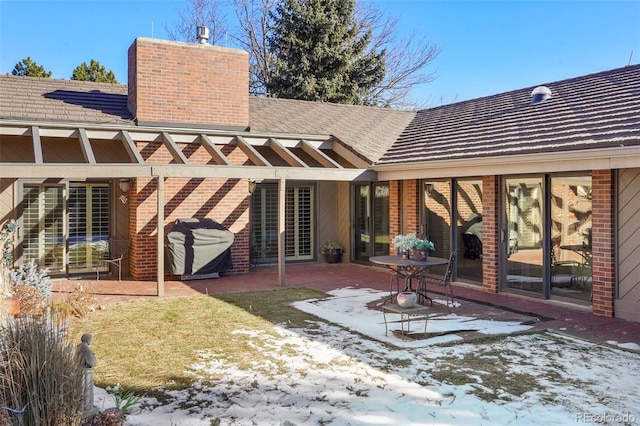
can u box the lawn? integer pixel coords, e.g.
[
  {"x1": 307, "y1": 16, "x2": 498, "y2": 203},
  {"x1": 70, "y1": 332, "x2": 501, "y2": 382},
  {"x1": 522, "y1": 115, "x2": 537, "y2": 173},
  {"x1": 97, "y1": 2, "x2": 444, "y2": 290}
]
[
  {"x1": 70, "y1": 287, "x2": 640, "y2": 425},
  {"x1": 70, "y1": 288, "x2": 327, "y2": 392}
]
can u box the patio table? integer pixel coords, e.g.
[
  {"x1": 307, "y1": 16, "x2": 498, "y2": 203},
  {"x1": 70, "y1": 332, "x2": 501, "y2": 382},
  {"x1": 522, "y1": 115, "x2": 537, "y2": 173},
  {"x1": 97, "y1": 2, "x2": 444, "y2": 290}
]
[{"x1": 370, "y1": 255, "x2": 449, "y2": 304}]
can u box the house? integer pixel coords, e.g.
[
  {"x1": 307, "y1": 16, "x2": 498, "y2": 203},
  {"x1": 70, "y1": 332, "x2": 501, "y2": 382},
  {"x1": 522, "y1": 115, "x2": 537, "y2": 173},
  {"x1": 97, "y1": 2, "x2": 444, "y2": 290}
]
[{"x1": 1, "y1": 36, "x2": 639, "y2": 322}]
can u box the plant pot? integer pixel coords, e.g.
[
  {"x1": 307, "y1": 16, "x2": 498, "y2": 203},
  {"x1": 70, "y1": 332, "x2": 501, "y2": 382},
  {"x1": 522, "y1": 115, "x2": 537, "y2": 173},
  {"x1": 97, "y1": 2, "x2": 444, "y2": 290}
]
[
  {"x1": 4, "y1": 295, "x2": 20, "y2": 316},
  {"x1": 324, "y1": 249, "x2": 342, "y2": 264},
  {"x1": 396, "y1": 291, "x2": 417, "y2": 308},
  {"x1": 417, "y1": 249, "x2": 428, "y2": 262}
]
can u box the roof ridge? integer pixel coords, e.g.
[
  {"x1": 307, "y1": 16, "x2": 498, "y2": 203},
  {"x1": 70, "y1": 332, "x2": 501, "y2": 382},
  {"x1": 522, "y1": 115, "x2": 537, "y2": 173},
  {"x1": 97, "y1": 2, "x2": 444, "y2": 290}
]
[{"x1": 250, "y1": 95, "x2": 415, "y2": 113}]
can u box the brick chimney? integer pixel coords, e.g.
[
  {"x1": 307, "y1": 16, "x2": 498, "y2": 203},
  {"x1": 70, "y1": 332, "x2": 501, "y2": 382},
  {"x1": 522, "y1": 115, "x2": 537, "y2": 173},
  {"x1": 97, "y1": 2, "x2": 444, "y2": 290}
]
[{"x1": 128, "y1": 37, "x2": 249, "y2": 129}]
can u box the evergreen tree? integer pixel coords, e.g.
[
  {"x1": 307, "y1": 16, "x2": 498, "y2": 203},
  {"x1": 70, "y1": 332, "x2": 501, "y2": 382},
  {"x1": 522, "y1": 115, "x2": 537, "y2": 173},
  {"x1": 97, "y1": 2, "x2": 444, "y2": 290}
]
[
  {"x1": 71, "y1": 59, "x2": 118, "y2": 83},
  {"x1": 267, "y1": 0, "x2": 385, "y2": 105},
  {"x1": 11, "y1": 57, "x2": 52, "y2": 77}
]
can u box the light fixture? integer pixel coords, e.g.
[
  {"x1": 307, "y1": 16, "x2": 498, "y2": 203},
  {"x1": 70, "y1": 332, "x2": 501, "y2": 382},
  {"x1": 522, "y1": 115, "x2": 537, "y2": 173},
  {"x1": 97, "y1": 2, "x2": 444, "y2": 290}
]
[
  {"x1": 425, "y1": 183, "x2": 434, "y2": 195},
  {"x1": 248, "y1": 180, "x2": 260, "y2": 194},
  {"x1": 118, "y1": 179, "x2": 131, "y2": 204}
]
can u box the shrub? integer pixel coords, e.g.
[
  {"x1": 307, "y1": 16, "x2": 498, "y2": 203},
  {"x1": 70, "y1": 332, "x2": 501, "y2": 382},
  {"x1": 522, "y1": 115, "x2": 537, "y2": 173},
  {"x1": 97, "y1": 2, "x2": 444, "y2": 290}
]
[
  {"x1": 0, "y1": 313, "x2": 84, "y2": 425},
  {"x1": 79, "y1": 408, "x2": 124, "y2": 426},
  {"x1": 65, "y1": 286, "x2": 99, "y2": 318},
  {"x1": 12, "y1": 283, "x2": 45, "y2": 318},
  {"x1": 9, "y1": 261, "x2": 52, "y2": 299}
]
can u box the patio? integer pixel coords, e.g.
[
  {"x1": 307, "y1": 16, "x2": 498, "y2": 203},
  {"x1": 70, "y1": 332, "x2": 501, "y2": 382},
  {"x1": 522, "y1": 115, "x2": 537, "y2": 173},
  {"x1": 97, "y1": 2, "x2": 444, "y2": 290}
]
[{"x1": 52, "y1": 262, "x2": 640, "y2": 350}]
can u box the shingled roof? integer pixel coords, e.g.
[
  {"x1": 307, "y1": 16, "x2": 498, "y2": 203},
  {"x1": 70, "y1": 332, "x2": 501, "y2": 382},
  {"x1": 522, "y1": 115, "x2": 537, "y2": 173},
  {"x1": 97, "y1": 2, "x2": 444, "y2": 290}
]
[
  {"x1": 378, "y1": 64, "x2": 640, "y2": 165},
  {"x1": 0, "y1": 75, "x2": 414, "y2": 164},
  {"x1": 250, "y1": 97, "x2": 415, "y2": 164},
  {"x1": 0, "y1": 76, "x2": 133, "y2": 124},
  {"x1": 3, "y1": 65, "x2": 639, "y2": 169}
]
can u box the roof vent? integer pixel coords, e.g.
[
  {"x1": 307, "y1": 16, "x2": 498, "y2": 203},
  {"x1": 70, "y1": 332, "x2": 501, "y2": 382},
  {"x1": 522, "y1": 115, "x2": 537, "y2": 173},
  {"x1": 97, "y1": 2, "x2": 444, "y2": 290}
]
[
  {"x1": 531, "y1": 86, "x2": 552, "y2": 104},
  {"x1": 196, "y1": 26, "x2": 210, "y2": 44}
]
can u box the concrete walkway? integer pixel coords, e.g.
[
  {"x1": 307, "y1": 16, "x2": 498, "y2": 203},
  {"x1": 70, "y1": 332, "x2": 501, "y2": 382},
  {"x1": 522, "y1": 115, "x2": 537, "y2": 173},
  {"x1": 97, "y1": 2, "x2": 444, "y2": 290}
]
[{"x1": 52, "y1": 262, "x2": 640, "y2": 351}]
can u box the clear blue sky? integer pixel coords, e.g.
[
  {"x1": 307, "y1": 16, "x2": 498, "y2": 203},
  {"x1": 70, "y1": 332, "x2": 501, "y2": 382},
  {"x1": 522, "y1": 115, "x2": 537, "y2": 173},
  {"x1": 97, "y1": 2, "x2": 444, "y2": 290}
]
[{"x1": 1, "y1": 0, "x2": 639, "y2": 106}]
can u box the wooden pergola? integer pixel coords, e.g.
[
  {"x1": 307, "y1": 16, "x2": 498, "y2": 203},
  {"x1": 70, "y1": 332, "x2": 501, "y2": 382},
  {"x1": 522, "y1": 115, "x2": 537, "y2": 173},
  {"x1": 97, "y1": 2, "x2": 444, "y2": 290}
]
[{"x1": 0, "y1": 121, "x2": 376, "y2": 294}]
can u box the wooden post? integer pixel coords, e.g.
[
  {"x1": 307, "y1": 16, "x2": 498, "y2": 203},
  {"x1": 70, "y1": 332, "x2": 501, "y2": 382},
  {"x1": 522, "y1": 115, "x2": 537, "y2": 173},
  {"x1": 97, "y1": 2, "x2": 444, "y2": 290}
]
[
  {"x1": 278, "y1": 178, "x2": 286, "y2": 287},
  {"x1": 156, "y1": 174, "x2": 165, "y2": 297}
]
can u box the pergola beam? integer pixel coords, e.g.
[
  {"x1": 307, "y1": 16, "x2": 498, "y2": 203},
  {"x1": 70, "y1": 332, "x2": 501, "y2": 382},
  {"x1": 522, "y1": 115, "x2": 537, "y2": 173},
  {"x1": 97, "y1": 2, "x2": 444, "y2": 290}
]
[
  {"x1": 31, "y1": 126, "x2": 43, "y2": 164},
  {"x1": 162, "y1": 132, "x2": 190, "y2": 164},
  {"x1": 78, "y1": 128, "x2": 97, "y2": 164},
  {"x1": 200, "y1": 134, "x2": 232, "y2": 165},
  {"x1": 301, "y1": 139, "x2": 342, "y2": 168},
  {"x1": 235, "y1": 135, "x2": 271, "y2": 167},
  {"x1": 120, "y1": 130, "x2": 145, "y2": 164},
  {"x1": 269, "y1": 138, "x2": 307, "y2": 168}
]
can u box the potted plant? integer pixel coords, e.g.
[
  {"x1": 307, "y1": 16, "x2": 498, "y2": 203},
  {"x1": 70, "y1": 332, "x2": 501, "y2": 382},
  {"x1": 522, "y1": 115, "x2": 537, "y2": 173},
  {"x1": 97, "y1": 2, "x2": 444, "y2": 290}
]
[
  {"x1": 414, "y1": 238, "x2": 435, "y2": 261},
  {"x1": 321, "y1": 240, "x2": 343, "y2": 264},
  {"x1": 392, "y1": 233, "x2": 418, "y2": 259}
]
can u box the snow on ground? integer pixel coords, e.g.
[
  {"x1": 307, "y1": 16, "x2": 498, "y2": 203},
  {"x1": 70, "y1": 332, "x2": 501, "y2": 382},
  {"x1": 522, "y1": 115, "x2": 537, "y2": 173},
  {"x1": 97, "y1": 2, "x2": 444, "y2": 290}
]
[{"x1": 96, "y1": 287, "x2": 640, "y2": 425}]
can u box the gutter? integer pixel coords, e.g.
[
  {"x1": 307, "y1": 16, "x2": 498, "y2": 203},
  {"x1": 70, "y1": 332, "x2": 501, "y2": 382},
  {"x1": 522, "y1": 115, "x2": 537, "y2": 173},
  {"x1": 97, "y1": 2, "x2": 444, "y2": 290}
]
[{"x1": 374, "y1": 145, "x2": 640, "y2": 180}]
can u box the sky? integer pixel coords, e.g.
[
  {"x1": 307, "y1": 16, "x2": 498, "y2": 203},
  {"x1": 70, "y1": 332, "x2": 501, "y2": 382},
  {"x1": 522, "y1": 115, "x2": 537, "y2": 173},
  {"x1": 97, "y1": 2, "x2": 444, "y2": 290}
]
[
  {"x1": 1, "y1": 0, "x2": 639, "y2": 106},
  {"x1": 89, "y1": 287, "x2": 640, "y2": 425}
]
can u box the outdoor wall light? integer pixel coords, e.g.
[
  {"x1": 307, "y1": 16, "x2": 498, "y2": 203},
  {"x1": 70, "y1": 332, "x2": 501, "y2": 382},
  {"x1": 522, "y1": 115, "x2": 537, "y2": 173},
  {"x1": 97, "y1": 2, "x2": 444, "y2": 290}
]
[
  {"x1": 425, "y1": 183, "x2": 434, "y2": 195},
  {"x1": 248, "y1": 180, "x2": 260, "y2": 195},
  {"x1": 118, "y1": 179, "x2": 131, "y2": 204}
]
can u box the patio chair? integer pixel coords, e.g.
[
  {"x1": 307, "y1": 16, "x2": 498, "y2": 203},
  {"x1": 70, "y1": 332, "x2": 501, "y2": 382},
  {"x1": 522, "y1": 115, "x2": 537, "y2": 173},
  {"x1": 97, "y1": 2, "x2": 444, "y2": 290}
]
[
  {"x1": 416, "y1": 251, "x2": 457, "y2": 312},
  {"x1": 96, "y1": 238, "x2": 129, "y2": 281},
  {"x1": 550, "y1": 243, "x2": 580, "y2": 287},
  {"x1": 97, "y1": 253, "x2": 125, "y2": 281}
]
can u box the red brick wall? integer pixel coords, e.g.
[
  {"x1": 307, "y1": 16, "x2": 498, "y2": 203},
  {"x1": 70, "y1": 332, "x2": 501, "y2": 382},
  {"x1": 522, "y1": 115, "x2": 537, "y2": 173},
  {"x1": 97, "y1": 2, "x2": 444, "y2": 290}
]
[
  {"x1": 389, "y1": 181, "x2": 400, "y2": 252},
  {"x1": 404, "y1": 180, "x2": 420, "y2": 235},
  {"x1": 591, "y1": 170, "x2": 615, "y2": 317},
  {"x1": 129, "y1": 140, "x2": 251, "y2": 280},
  {"x1": 128, "y1": 38, "x2": 249, "y2": 128},
  {"x1": 482, "y1": 176, "x2": 499, "y2": 293}
]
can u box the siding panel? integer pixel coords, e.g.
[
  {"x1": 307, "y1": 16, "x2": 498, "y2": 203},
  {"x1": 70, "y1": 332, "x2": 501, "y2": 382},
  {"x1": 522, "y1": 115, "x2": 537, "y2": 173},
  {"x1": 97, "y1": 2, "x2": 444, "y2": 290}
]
[{"x1": 616, "y1": 169, "x2": 640, "y2": 321}]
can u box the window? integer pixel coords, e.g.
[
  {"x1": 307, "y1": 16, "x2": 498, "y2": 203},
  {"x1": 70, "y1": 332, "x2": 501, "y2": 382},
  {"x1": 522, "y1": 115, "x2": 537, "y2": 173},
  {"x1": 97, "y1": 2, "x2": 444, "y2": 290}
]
[
  {"x1": 251, "y1": 183, "x2": 314, "y2": 263},
  {"x1": 22, "y1": 182, "x2": 110, "y2": 276}
]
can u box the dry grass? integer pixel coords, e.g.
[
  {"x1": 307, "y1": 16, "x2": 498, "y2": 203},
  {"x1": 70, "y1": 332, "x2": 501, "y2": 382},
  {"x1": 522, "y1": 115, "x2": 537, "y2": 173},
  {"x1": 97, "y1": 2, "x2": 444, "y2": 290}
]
[
  {"x1": 69, "y1": 287, "x2": 564, "y2": 405},
  {"x1": 70, "y1": 288, "x2": 327, "y2": 394},
  {"x1": 0, "y1": 313, "x2": 85, "y2": 425}
]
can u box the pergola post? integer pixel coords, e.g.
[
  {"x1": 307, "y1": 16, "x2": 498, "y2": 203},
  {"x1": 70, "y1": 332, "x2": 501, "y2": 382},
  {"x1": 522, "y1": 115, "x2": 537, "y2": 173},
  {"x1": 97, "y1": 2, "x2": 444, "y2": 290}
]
[
  {"x1": 156, "y1": 174, "x2": 165, "y2": 296},
  {"x1": 278, "y1": 177, "x2": 286, "y2": 287}
]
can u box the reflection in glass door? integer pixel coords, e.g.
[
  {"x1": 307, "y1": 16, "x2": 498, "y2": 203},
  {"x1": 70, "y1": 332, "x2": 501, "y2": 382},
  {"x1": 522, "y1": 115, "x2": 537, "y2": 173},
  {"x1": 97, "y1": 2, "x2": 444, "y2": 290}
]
[
  {"x1": 68, "y1": 184, "x2": 110, "y2": 274},
  {"x1": 353, "y1": 183, "x2": 389, "y2": 262},
  {"x1": 251, "y1": 183, "x2": 314, "y2": 264},
  {"x1": 354, "y1": 184, "x2": 371, "y2": 262},
  {"x1": 550, "y1": 175, "x2": 592, "y2": 302},
  {"x1": 504, "y1": 178, "x2": 544, "y2": 295},
  {"x1": 23, "y1": 184, "x2": 65, "y2": 274},
  {"x1": 422, "y1": 181, "x2": 451, "y2": 276},
  {"x1": 23, "y1": 183, "x2": 110, "y2": 276},
  {"x1": 456, "y1": 179, "x2": 483, "y2": 284}
]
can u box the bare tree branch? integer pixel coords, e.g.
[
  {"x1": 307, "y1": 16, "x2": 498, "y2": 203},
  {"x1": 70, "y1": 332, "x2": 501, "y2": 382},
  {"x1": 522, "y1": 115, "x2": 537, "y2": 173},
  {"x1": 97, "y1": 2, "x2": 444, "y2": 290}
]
[
  {"x1": 227, "y1": 0, "x2": 278, "y2": 96},
  {"x1": 164, "y1": 0, "x2": 228, "y2": 45},
  {"x1": 167, "y1": 0, "x2": 440, "y2": 107},
  {"x1": 356, "y1": 0, "x2": 441, "y2": 108}
]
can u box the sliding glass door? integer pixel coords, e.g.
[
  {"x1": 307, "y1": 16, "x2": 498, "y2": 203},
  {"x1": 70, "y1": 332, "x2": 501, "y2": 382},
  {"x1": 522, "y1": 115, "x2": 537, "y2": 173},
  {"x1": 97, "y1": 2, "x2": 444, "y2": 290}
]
[
  {"x1": 456, "y1": 179, "x2": 483, "y2": 284},
  {"x1": 250, "y1": 183, "x2": 314, "y2": 264},
  {"x1": 353, "y1": 183, "x2": 389, "y2": 262},
  {"x1": 503, "y1": 174, "x2": 592, "y2": 301},
  {"x1": 22, "y1": 182, "x2": 110, "y2": 276},
  {"x1": 23, "y1": 184, "x2": 66, "y2": 274},
  {"x1": 504, "y1": 177, "x2": 545, "y2": 295}
]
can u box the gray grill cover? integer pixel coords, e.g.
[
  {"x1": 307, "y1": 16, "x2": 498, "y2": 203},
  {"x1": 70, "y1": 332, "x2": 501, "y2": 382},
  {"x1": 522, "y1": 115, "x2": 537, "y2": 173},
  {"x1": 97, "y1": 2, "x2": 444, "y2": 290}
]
[{"x1": 166, "y1": 218, "x2": 234, "y2": 279}]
